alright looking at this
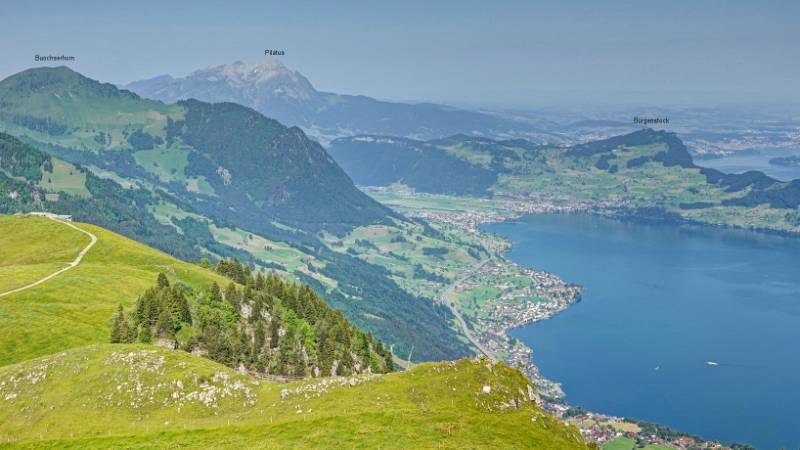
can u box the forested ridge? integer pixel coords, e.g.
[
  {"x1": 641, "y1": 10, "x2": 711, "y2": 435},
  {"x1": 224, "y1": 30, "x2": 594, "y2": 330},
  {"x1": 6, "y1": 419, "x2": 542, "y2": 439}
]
[{"x1": 111, "y1": 259, "x2": 394, "y2": 378}]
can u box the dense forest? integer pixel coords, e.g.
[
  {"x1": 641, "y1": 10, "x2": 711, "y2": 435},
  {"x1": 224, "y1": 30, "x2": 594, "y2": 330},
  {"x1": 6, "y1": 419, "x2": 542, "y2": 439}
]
[
  {"x1": 329, "y1": 135, "x2": 498, "y2": 196},
  {"x1": 111, "y1": 259, "x2": 395, "y2": 378}
]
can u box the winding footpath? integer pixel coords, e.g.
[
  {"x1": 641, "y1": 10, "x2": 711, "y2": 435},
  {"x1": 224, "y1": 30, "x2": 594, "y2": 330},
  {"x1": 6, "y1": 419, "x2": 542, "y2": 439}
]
[{"x1": 0, "y1": 217, "x2": 97, "y2": 298}]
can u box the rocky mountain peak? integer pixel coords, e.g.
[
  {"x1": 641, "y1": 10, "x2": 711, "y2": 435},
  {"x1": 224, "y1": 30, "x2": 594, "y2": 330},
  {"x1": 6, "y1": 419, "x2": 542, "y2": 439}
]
[{"x1": 191, "y1": 60, "x2": 317, "y2": 96}]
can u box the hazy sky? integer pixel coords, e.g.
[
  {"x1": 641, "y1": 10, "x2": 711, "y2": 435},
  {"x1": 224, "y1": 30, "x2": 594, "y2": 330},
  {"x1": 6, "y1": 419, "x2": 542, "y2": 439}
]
[{"x1": 1, "y1": 0, "x2": 798, "y2": 107}]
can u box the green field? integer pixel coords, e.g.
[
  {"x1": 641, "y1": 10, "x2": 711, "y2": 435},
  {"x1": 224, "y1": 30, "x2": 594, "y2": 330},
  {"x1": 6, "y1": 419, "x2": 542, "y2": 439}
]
[
  {"x1": 603, "y1": 436, "x2": 675, "y2": 450},
  {"x1": 0, "y1": 215, "x2": 227, "y2": 366},
  {"x1": 322, "y1": 219, "x2": 485, "y2": 300},
  {"x1": 36, "y1": 158, "x2": 90, "y2": 197},
  {"x1": 0, "y1": 345, "x2": 585, "y2": 449},
  {"x1": 369, "y1": 189, "x2": 506, "y2": 216},
  {"x1": 133, "y1": 146, "x2": 190, "y2": 183}
]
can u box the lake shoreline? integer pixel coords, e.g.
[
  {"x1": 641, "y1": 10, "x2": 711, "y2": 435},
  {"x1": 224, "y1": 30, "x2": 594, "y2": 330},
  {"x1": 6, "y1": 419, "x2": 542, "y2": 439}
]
[
  {"x1": 367, "y1": 187, "x2": 788, "y2": 448},
  {"x1": 489, "y1": 212, "x2": 797, "y2": 450}
]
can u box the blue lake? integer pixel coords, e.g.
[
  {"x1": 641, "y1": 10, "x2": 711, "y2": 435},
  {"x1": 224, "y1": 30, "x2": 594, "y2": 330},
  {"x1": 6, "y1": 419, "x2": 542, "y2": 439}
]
[
  {"x1": 697, "y1": 149, "x2": 800, "y2": 182},
  {"x1": 485, "y1": 214, "x2": 800, "y2": 449}
]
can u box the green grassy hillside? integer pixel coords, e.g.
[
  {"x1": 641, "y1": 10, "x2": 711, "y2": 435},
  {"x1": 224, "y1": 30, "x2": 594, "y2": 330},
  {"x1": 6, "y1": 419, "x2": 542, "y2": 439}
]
[
  {"x1": 0, "y1": 68, "x2": 472, "y2": 362},
  {"x1": 0, "y1": 215, "x2": 227, "y2": 366},
  {"x1": 0, "y1": 215, "x2": 585, "y2": 448},
  {"x1": 0, "y1": 216, "x2": 90, "y2": 292},
  {"x1": 0, "y1": 345, "x2": 586, "y2": 449}
]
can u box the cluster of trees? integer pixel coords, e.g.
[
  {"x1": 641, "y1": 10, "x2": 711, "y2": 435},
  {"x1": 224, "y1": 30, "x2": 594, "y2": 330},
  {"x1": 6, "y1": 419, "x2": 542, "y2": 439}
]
[
  {"x1": 125, "y1": 129, "x2": 164, "y2": 150},
  {"x1": 110, "y1": 273, "x2": 190, "y2": 344},
  {"x1": 0, "y1": 132, "x2": 51, "y2": 182},
  {"x1": 413, "y1": 264, "x2": 446, "y2": 283},
  {"x1": 111, "y1": 260, "x2": 394, "y2": 378},
  {"x1": 0, "y1": 113, "x2": 67, "y2": 136}
]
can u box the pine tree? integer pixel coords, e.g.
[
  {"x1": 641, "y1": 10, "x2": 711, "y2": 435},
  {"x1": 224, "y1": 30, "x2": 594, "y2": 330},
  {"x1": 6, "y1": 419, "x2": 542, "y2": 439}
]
[
  {"x1": 293, "y1": 346, "x2": 306, "y2": 377},
  {"x1": 157, "y1": 272, "x2": 170, "y2": 289},
  {"x1": 137, "y1": 324, "x2": 152, "y2": 343},
  {"x1": 145, "y1": 292, "x2": 160, "y2": 327},
  {"x1": 250, "y1": 299, "x2": 262, "y2": 324},
  {"x1": 120, "y1": 317, "x2": 134, "y2": 343},
  {"x1": 253, "y1": 321, "x2": 266, "y2": 353},
  {"x1": 317, "y1": 329, "x2": 333, "y2": 376},
  {"x1": 210, "y1": 282, "x2": 222, "y2": 302},
  {"x1": 277, "y1": 340, "x2": 292, "y2": 375},
  {"x1": 110, "y1": 304, "x2": 125, "y2": 343},
  {"x1": 156, "y1": 308, "x2": 175, "y2": 338},
  {"x1": 269, "y1": 313, "x2": 281, "y2": 349},
  {"x1": 255, "y1": 272, "x2": 265, "y2": 290},
  {"x1": 383, "y1": 348, "x2": 394, "y2": 373},
  {"x1": 133, "y1": 294, "x2": 147, "y2": 327},
  {"x1": 224, "y1": 282, "x2": 239, "y2": 308},
  {"x1": 172, "y1": 288, "x2": 192, "y2": 325},
  {"x1": 360, "y1": 333, "x2": 371, "y2": 368}
]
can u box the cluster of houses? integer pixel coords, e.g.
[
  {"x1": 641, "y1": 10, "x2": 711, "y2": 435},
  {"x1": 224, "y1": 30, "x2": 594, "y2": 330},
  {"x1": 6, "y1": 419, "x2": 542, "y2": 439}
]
[{"x1": 453, "y1": 260, "x2": 581, "y2": 399}]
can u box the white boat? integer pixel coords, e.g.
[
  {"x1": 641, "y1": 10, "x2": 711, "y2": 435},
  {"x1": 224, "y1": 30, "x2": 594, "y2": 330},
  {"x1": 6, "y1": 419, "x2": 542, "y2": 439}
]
[{"x1": 706, "y1": 361, "x2": 719, "y2": 366}]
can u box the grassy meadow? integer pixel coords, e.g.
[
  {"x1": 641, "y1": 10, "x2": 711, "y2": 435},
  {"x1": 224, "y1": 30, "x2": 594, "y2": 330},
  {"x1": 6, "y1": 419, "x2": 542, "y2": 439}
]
[
  {"x1": 0, "y1": 344, "x2": 585, "y2": 449},
  {"x1": 0, "y1": 215, "x2": 227, "y2": 366}
]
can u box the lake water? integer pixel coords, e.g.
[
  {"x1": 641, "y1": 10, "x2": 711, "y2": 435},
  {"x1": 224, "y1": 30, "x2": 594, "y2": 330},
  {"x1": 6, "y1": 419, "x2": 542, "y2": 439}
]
[
  {"x1": 485, "y1": 214, "x2": 800, "y2": 449},
  {"x1": 697, "y1": 149, "x2": 800, "y2": 181}
]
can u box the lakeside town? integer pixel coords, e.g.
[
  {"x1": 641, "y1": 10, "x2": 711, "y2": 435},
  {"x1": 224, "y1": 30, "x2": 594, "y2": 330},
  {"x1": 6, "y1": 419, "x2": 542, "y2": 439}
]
[
  {"x1": 369, "y1": 187, "x2": 749, "y2": 450},
  {"x1": 388, "y1": 193, "x2": 586, "y2": 398},
  {"x1": 449, "y1": 258, "x2": 580, "y2": 398}
]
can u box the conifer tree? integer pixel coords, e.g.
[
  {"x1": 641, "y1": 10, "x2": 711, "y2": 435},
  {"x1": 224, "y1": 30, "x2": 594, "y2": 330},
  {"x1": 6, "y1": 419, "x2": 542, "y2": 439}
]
[
  {"x1": 156, "y1": 308, "x2": 175, "y2": 338},
  {"x1": 157, "y1": 272, "x2": 170, "y2": 289},
  {"x1": 210, "y1": 282, "x2": 222, "y2": 302},
  {"x1": 255, "y1": 272, "x2": 265, "y2": 290},
  {"x1": 110, "y1": 304, "x2": 126, "y2": 343},
  {"x1": 137, "y1": 324, "x2": 152, "y2": 343},
  {"x1": 383, "y1": 348, "x2": 394, "y2": 372},
  {"x1": 224, "y1": 282, "x2": 239, "y2": 308},
  {"x1": 293, "y1": 346, "x2": 306, "y2": 377},
  {"x1": 253, "y1": 321, "x2": 266, "y2": 353},
  {"x1": 170, "y1": 288, "x2": 192, "y2": 325},
  {"x1": 269, "y1": 313, "x2": 281, "y2": 349},
  {"x1": 360, "y1": 333, "x2": 371, "y2": 366}
]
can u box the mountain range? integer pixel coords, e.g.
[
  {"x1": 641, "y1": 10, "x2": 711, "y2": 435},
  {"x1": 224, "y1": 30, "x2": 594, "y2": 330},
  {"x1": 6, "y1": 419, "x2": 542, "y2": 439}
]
[
  {"x1": 329, "y1": 130, "x2": 800, "y2": 234},
  {"x1": 0, "y1": 66, "x2": 469, "y2": 363},
  {"x1": 125, "y1": 60, "x2": 557, "y2": 143}
]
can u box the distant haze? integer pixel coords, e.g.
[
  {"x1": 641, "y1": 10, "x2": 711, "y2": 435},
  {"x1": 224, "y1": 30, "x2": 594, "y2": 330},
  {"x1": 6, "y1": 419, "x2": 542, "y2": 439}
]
[{"x1": 2, "y1": 0, "x2": 799, "y2": 108}]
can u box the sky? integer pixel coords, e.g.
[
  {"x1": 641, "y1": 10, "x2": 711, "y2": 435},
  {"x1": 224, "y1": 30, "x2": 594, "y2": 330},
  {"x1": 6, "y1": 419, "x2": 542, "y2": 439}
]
[{"x1": 1, "y1": 0, "x2": 798, "y2": 108}]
